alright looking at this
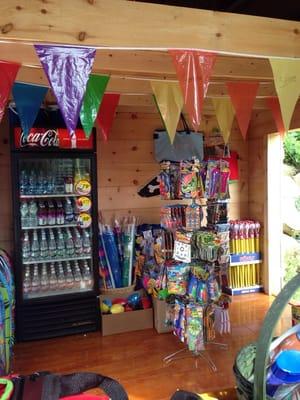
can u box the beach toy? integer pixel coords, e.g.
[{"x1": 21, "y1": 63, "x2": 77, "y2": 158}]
[
  {"x1": 100, "y1": 302, "x2": 110, "y2": 314},
  {"x1": 112, "y1": 298, "x2": 127, "y2": 306},
  {"x1": 110, "y1": 304, "x2": 125, "y2": 314},
  {"x1": 127, "y1": 292, "x2": 142, "y2": 310},
  {"x1": 141, "y1": 297, "x2": 152, "y2": 309}
]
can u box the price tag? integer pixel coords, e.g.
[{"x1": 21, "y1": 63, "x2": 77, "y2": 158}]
[
  {"x1": 76, "y1": 196, "x2": 92, "y2": 212},
  {"x1": 173, "y1": 240, "x2": 191, "y2": 263},
  {"x1": 75, "y1": 179, "x2": 91, "y2": 195},
  {"x1": 78, "y1": 212, "x2": 92, "y2": 228}
]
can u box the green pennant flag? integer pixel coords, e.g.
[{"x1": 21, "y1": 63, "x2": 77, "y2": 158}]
[{"x1": 80, "y1": 74, "x2": 110, "y2": 137}]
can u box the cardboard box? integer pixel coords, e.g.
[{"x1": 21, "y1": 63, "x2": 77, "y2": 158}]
[
  {"x1": 99, "y1": 289, "x2": 153, "y2": 336},
  {"x1": 153, "y1": 297, "x2": 173, "y2": 334}
]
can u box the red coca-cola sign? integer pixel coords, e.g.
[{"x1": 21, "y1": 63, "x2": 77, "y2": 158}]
[{"x1": 14, "y1": 128, "x2": 93, "y2": 149}]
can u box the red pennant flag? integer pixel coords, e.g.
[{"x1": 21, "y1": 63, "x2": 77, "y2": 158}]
[
  {"x1": 0, "y1": 61, "x2": 20, "y2": 123},
  {"x1": 169, "y1": 50, "x2": 216, "y2": 132},
  {"x1": 266, "y1": 97, "x2": 285, "y2": 136},
  {"x1": 226, "y1": 81, "x2": 259, "y2": 140},
  {"x1": 96, "y1": 93, "x2": 120, "y2": 141}
]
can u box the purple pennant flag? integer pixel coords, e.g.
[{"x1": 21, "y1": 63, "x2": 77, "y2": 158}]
[{"x1": 34, "y1": 45, "x2": 96, "y2": 135}]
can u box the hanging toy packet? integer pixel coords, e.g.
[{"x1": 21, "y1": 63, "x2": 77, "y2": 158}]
[
  {"x1": 173, "y1": 230, "x2": 193, "y2": 263},
  {"x1": 167, "y1": 262, "x2": 190, "y2": 295},
  {"x1": 184, "y1": 202, "x2": 202, "y2": 231},
  {"x1": 179, "y1": 159, "x2": 200, "y2": 199}
]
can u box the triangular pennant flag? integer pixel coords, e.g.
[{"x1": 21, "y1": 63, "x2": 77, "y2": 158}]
[
  {"x1": 80, "y1": 74, "x2": 110, "y2": 138},
  {"x1": 169, "y1": 50, "x2": 216, "y2": 132},
  {"x1": 96, "y1": 93, "x2": 120, "y2": 141},
  {"x1": 226, "y1": 81, "x2": 259, "y2": 140},
  {"x1": 212, "y1": 98, "x2": 235, "y2": 144},
  {"x1": 151, "y1": 81, "x2": 184, "y2": 143},
  {"x1": 0, "y1": 61, "x2": 20, "y2": 123},
  {"x1": 12, "y1": 82, "x2": 48, "y2": 137},
  {"x1": 34, "y1": 45, "x2": 96, "y2": 135},
  {"x1": 266, "y1": 97, "x2": 285, "y2": 135},
  {"x1": 269, "y1": 58, "x2": 300, "y2": 132}
]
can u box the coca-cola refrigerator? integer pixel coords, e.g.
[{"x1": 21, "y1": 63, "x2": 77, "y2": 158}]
[{"x1": 10, "y1": 109, "x2": 100, "y2": 341}]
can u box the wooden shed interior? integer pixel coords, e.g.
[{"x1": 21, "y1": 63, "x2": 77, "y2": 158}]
[{"x1": 0, "y1": 0, "x2": 299, "y2": 295}]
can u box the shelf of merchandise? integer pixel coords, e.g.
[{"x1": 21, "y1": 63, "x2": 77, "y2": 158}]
[
  {"x1": 21, "y1": 223, "x2": 79, "y2": 230},
  {"x1": 20, "y1": 193, "x2": 90, "y2": 199},
  {"x1": 223, "y1": 285, "x2": 264, "y2": 296},
  {"x1": 229, "y1": 259, "x2": 262, "y2": 267},
  {"x1": 23, "y1": 254, "x2": 92, "y2": 265},
  {"x1": 25, "y1": 287, "x2": 94, "y2": 299}
]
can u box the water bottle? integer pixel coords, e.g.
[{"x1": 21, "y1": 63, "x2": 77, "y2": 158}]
[
  {"x1": 23, "y1": 266, "x2": 31, "y2": 297},
  {"x1": 64, "y1": 198, "x2": 74, "y2": 223},
  {"x1": 72, "y1": 261, "x2": 82, "y2": 289},
  {"x1": 40, "y1": 229, "x2": 49, "y2": 259},
  {"x1": 28, "y1": 168, "x2": 37, "y2": 195},
  {"x1": 56, "y1": 200, "x2": 65, "y2": 225},
  {"x1": 20, "y1": 201, "x2": 29, "y2": 228},
  {"x1": 47, "y1": 200, "x2": 56, "y2": 226},
  {"x1": 20, "y1": 169, "x2": 29, "y2": 195},
  {"x1": 28, "y1": 200, "x2": 38, "y2": 227},
  {"x1": 82, "y1": 230, "x2": 91, "y2": 254},
  {"x1": 56, "y1": 229, "x2": 65, "y2": 257},
  {"x1": 22, "y1": 232, "x2": 31, "y2": 261},
  {"x1": 82, "y1": 260, "x2": 93, "y2": 289},
  {"x1": 36, "y1": 167, "x2": 44, "y2": 195},
  {"x1": 37, "y1": 201, "x2": 47, "y2": 226},
  {"x1": 56, "y1": 262, "x2": 66, "y2": 290},
  {"x1": 74, "y1": 228, "x2": 83, "y2": 255},
  {"x1": 31, "y1": 264, "x2": 40, "y2": 293},
  {"x1": 46, "y1": 161, "x2": 55, "y2": 194},
  {"x1": 55, "y1": 160, "x2": 65, "y2": 193},
  {"x1": 65, "y1": 228, "x2": 75, "y2": 256},
  {"x1": 64, "y1": 261, "x2": 74, "y2": 289},
  {"x1": 31, "y1": 230, "x2": 40, "y2": 259},
  {"x1": 48, "y1": 229, "x2": 57, "y2": 258},
  {"x1": 49, "y1": 263, "x2": 57, "y2": 290},
  {"x1": 40, "y1": 263, "x2": 49, "y2": 292}
]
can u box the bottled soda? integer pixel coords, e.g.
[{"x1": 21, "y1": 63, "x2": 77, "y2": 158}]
[
  {"x1": 64, "y1": 261, "x2": 74, "y2": 289},
  {"x1": 47, "y1": 200, "x2": 56, "y2": 226},
  {"x1": 74, "y1": 228, "x2": 83, "y2": 255},
  {"x1": 56, "y1": 229, "x2": 65, "y2": 257},
  {"x1": 73, "y1": 261, "x2": 82, "y2": 289},
  {"x1": 49, "y1": 263, "x2": 57, "y2": 291},
  {"x1": 48, "y1": 229, "x2": 57, "y2": 258},
  {"x1": 82, "y1": 260, "x2": 93, "y2": 289},
  {"x1": 23, "y1": 266, "x2": 31, "y2": 297},
  {"x1": 65, "y1": 228, "x2": 75, "y2": 256},
  {"x1": 31, "y1": 264, "x2": 40, "y2": 293},
  {"x1": 82, "y1": 230, "x2": 91, "y2": 254},
  {"x1": 31, "y1": 230, "x2": 40, "y2": 259},
  {"x1": 28, "y1": 168, "x2": 37, "y2": 195},
  {"x1": 56, "y1": 200, "x2": 65, "y2": 225},
  {"x1": 36, "y1": 167, "x2": 44, "y2": 195},
  {"x1": 64, "y1": 198, "x2": 74, "y2": 223},
  {"x1": 56, "y1": 262, "x2": 66, "y2": 290},
  {"x1": 40, "y1": 229, "x2": 49, "y2": 259},
  {"x1": 40, "y1": 263, "x2": 49, "y2": 292},
  {"x1": 20, "y1": 169, "x2": 29, "y2": 195},
  {"x1": 28, "y1": 200, "x2": 38, "y2": 227},
  {"x1": 22, "y1": 232, "x2": 31, "y2": 261},
  {"x1": 37, "y1": 201, "x2": 47, "y2": 226}
]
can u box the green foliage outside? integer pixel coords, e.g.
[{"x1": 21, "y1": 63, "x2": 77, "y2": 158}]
[
  {"x1": 283, "y1": 248, "x2": 300, "y2": 303},
  {"x1": 283, "y1": 130, "x2": 300, "y2": 170}
]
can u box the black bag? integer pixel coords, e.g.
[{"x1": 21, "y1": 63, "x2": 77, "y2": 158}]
[{"x1": 10, "y1": 371, "x2": 128, "y2": 400}]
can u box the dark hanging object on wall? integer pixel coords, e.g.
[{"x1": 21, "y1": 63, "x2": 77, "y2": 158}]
[{"x1": 138, "y1": 176, "x2": 160, "y2": 197}]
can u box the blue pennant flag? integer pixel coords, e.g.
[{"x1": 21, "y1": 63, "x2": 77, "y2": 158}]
[{"x1": 12, "y1": 82, "x2": 48, "y2": 136}]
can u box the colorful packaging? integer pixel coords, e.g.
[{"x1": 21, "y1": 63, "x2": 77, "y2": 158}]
[{"x1": 167, "y1": 263, "x2": 190, "y2": 295}]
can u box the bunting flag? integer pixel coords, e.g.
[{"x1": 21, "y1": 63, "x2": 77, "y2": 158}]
[
  {"x1": 80, "y1": 74, "x2": 110, "y2": 138},
  {"x1": 34, "y1": 45, "x2": 96, "y2": 135},
  {"x1": 151, "y1": 81, "x2": 184, "y2": 143},
  {"x1": 269, "y1": 58, "x2": 300, "y2": 132},
  {"x1": 96, "y1": 93, "x2": 120, "y2": 141},
  {"x1": 12, "y1": 82, "x2": 48, "y2": 137},
  {"x1": 226, "y1": 82, "x2": 259, "y2": 140},
  {"x1": 212, "y1": 98, "x2": 235, "y2": 144},
  {"x1": 266, "y1": 97, "x2": 285, "y2": 135},
  {"x1": 169, "y1": 50, "x2": 216, "y2": 132},
  {"x1": 0, "y1": 61, "x2": 20, "y2": 123}
]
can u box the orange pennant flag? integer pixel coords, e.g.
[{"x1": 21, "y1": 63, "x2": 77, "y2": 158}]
[
  {"x1": 169, "y1": 50, "x2": 216, "y2": 132},
  {"x1": 226, "y1": 82, "x2": 259, "y2": 140},
  {"x1": 266, "y1": 97, "x2": 285, "y2": 136}
]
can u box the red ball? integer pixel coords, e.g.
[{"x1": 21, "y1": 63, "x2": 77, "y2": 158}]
[
  {"x1": 124, "y1": 305, "x2": 133, "y2": 312},
  {"x1": 141, "y1": 297, "x2": 152, "y2": 309},
  {"x1": 112, "y1": 298, "x2": 127, "y2": 306}
]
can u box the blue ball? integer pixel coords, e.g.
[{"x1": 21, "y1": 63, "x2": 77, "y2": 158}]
[{"x1": 127, "y1": 292, "x2": 142, "y2": 310}]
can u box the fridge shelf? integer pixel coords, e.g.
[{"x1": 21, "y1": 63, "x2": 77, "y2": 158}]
[
  {"x1": 21, "y1": 223, "x2": 79, "y2": 230},
  {"x1": 23, "y1": 255, "x2": 92, "y2": 265},
  {"x1": 20, "y1": 193, "x2": 90, "y2": 199},
  {"x1": 24, "y1": 287, "x2": 93, "y2": 300}
]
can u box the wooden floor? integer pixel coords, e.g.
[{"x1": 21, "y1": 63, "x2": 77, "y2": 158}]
[{"x1": 13, "y1": 293, "x2": 291, "y2": 400}]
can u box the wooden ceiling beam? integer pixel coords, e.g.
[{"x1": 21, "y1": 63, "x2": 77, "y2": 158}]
[{"x1": 0, "y1": 0, "x2": 299, "y2": 58}]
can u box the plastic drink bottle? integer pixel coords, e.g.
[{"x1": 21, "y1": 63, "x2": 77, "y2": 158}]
[
  {"x1": 40, "y1": 263, "x2": 49, "y2": 292},
  {"x1": 82, "y1": 230, "x2": 91, "y2": 254},
  {"x1": 47, "y1": 200, "x2": 56, "y2": 225},
  {"x1": 65, "y1": 228, "x2": 75, "y2": 256},
  {"x1": 40, "y1": 229, "x2": 49, "y2": 259},
  {"x1": 28, "y1": 168, "x2": 37, "y2": 195},
  {"x1": 73, "y1": 261, "x2": 82, "y2": 289},
  {"x1": 56, "y1": 201, "x2": 65, "y2": 225},
  {"x1": 64, "y1": 261, "x2": 74, "y2": 289},
  {"x1": 82, "y1": 260, "x2": 93, "y2": 289},
  {"x1": 56, "y1": 262, "x2": 66, "y2": 290},
  {"x1": 48, "y1": 229, "x2": 57, "y2": 258},
  {"x1": 28, "y1": 200, "x2": 38, "y2": 227},
  {"x1": 56, "y1": 229, "x2": 65, "y2": 257},
  {"x1": 31, "y1": 230, "x2": 40, "y2": 259},
  {"x1": 74, "y1": 228, "x2": 83, "y2": 255},
  {"x1": 37, "y1": 201, "x2": 47, "y2": 226},
  {"x1": 49, "y1": 263, "x2": 57, "y2": 291},
  {"x1": 64, "y1": 199, "x2": 74, "y2": 223},
  {"x1": 20, "y1": 201, "x2": 29, "y2": 228},
  {"x1": 22, "y1": 232, "x2": 31, "y2": 261},
  {"x1": 20, "y1": 169, "x2": 29, "y2": 195},
  {"x1": 31, "y1": 264, "x2": 40, "y2": 293},
  {"x1": 23, "y1": 266, "x2": 31, "y2": 297}
]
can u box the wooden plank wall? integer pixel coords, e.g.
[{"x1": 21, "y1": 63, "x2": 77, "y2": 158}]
[
  {"x1": 0, "y1": 107, "x2": 249, "y2": 255},
  {"x1": 247, "y1": 103, "x2": 300, "y2": 292}
]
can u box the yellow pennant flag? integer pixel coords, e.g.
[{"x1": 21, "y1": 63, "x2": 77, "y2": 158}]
[
  {"x1": 212, "y1": 98, "x2": 235, "y2": 144},
  {"x1": 269, "y1": 58, "x2": 300, "y2": 132},
  {"x1": 151, "y1": 81, "x2": 184, "y2": 143}
]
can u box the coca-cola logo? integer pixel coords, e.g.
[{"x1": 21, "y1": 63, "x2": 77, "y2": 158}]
[{"x1": 20, "y1": 129, "x2": 59, "y2": 147}]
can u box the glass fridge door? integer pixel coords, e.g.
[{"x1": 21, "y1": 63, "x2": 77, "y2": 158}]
[{"x1": 19, "y1": 157, "x2": 94, "y2": 299}]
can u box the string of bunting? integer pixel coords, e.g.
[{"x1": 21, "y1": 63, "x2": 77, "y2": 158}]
[{"x1": 0, "y1": 46, "x2": 298, "y2": 143}]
